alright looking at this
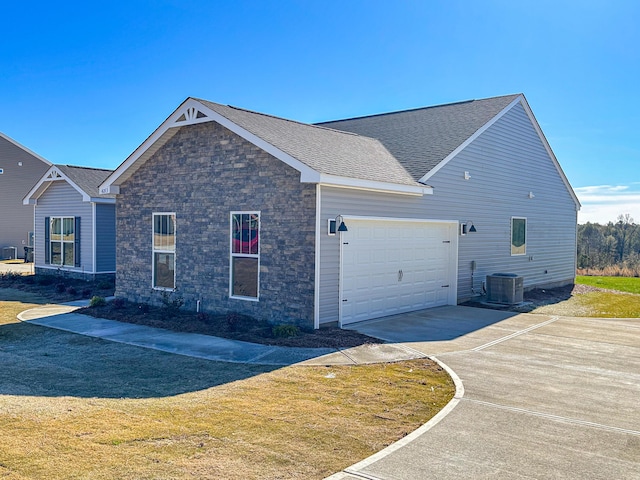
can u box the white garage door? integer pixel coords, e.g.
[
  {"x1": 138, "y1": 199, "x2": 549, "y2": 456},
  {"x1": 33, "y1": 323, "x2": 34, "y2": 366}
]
[{"x1": 340, "y1": 219, "x2": 457, "y2": 325}]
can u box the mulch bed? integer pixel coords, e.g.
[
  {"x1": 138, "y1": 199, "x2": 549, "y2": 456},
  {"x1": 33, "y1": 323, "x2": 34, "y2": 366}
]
[{"x1": 78, "y1": 301, "x2": 383, "y2": 349}]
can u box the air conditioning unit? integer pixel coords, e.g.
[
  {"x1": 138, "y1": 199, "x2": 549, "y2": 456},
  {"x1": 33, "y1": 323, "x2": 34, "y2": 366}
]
[
  {"x1": 486, "y1": 273, "x2": 524, "y2": 304},
  {"x1": 1, "y1": 246, "x2": 18, "y2": 260}
]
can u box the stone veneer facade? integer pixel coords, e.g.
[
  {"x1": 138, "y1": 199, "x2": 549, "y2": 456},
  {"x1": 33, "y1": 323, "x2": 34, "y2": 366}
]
[{"x1": 115, "y1": 121, "x2": 317, "y2": 328}]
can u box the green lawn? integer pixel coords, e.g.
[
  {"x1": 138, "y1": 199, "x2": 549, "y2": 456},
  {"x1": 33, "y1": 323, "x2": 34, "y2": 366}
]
[{"x1": 576, "y1": 275, "x2": 640, "y2": 294}]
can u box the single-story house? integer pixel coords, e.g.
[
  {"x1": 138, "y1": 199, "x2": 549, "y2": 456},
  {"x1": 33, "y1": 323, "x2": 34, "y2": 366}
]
[
  {"x1": 0, "y1": 132, "x2": 52, "y2": 258},
  {"x1": 99, "y1": 94, "x2": 580, "y2": 329},
  {"x1": 23, "y1": 165, "x2": 116, "y2": 280}
]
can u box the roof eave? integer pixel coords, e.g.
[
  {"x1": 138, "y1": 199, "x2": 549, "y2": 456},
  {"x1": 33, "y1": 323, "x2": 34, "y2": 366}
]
[{"x1": 316, "y1": 174, "x2": 432, "y2": 196}]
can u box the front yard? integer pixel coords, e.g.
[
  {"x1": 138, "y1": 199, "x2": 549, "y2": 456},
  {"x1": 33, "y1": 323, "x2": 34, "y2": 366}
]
[{"x1": 0, "y1": 290, "x2": 454, "y2": 479}]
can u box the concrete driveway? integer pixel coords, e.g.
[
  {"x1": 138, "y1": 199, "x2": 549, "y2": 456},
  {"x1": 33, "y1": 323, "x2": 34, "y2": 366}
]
[{"x1": 331, "y1": 306, "x2": 640, "y2": 479}]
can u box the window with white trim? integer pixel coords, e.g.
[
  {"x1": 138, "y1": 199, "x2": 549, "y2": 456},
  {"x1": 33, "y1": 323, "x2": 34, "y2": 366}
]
[
  {"x1": 230, "y1": 212, "x2": 259, "y2": 299},
  {"x1": 511, "y1": 217, "x2": 527, "y2": 255},
  {"x1": 49, "y1": 217, "x2": 76, "y2": 266},
  {"x1": 153, "y1": 213, "x2": 176, "y2": 289}
]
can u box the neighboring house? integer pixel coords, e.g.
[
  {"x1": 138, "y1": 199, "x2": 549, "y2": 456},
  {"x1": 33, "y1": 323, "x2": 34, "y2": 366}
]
[
  {"x1": 23, "y1": 165, "x2": 116, "y2": 280},
  {"x1": 99, "y1": 94, "x2": 580, "y2": 329},
  {"x1": 0, "y1": 132, "x2": 52, "y2": 258}
]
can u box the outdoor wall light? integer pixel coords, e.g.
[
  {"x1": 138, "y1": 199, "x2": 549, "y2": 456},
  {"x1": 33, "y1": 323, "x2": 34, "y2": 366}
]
[
  {"x1": 338, "y1": 217, "x2": 348, "y2": 232},
  {"x1": 328, "y1": 215, "x2": 348, "y2": 235},
  {"x1": 461, "y1": 221, "x2": 477, "y2": 235}
]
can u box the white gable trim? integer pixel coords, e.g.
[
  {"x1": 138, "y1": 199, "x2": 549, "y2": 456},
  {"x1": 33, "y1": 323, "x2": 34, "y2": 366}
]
[
  {"x1": 517, "y1": 96, "x2": 581, "y2": 210},
  {"x1": 23, "y1": 166, "x2": 115, "y2": 205},
  {"x1": 100, "y1": 98, "x2": 319, "y2": 194},
  {"x1": 99, "y1": 98, "x2": 424, "y2": 196},
  {"x1": 419, "y1": 95, "x2": 523, "y2": 184},
  {"x1": 419, "y1": 95, "x2": 581, "y2": 210}
]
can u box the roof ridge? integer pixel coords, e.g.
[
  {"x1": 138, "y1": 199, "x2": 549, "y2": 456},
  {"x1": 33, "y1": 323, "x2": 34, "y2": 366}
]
[
  {"x1": 193, "y1": 98, "x2": 362, "y2": 137},
  {"x1": 316, "y1": 93, "x2": 521, "y2": 125},
  {"x1": 225, "y1": 104, "x2": 362, "y2": 136},
  {"x1": 57, "y1": 164, "x2": 113, "y2": 172}
]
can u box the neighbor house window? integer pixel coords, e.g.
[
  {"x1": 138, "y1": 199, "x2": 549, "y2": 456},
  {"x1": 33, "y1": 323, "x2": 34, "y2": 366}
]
[
  {"x1": 230, "y1": 212, "x2": 259, "y2": 299},
  {"x1": 47, "y1": 217, "x2": 77, "y2": 267},
  {"x1": 153, "y1": 213, "x2": 176, "y2": 289},
  {"x1": 511, "y1": 217, "x2": 527, "y2": 255}
]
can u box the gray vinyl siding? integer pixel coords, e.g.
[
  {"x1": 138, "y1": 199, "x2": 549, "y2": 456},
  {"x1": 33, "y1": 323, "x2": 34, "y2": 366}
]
[
  {"x1": 34, "y1": 182, "x2": 95, "y2": 273},
  {"x1": 0, "y1": 136, "x2": 50, "y2": 254},
  {"x1": 95, "y1": 203, "x2": 116, "y2": 272},
  {"x1": 318, "y1": 102, "x2": 578, "y2": 324}
]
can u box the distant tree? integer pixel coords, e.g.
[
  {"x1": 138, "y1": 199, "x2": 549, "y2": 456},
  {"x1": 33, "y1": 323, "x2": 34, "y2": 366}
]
[{"x1": 577, "y1": 214, "x2": 640, "y2": 273}]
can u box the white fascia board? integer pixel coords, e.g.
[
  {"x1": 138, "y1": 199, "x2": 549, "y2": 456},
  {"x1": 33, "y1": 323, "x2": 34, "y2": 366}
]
[
  {"x1": 317, "y1": 174, "x2": 432, "y2": 196},
  {"x1": 517, "y1": 96, "x2": 582, "y2": 210},
  {"x1": 419, "y1": 95, "x2": 524, "y2": 184},
  {"x1": 23, "y1": 166, "x2": 92, "y2": 204},
  {"x1": 99, "y1": 98, "x2": 321, "y2": 194},
  {"x1": 88, "y1": 197, "x2": 116, "y2": 204},
  {"x1": 0, "y1": 132, "x2": 52, "y2": 166}
]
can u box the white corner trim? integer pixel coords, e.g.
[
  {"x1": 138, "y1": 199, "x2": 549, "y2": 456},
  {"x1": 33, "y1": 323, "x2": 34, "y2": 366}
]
[
  {"x1": 419, "y1": 95, "x2": 524, "y2": 184},
  {"x1": 314, "y1": 184, "x2": 321, "y2": 330}
]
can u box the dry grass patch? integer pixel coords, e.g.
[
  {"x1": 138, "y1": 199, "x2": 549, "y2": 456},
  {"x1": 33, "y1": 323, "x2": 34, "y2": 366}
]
[
  {"x1": 0, "y1": 297, "x2": 455, "y2": 479},
  {"x1": 0, "y1": 360, "x2": 453, "y2": 479},
  {"x1": 532, "y1": 290, "x2": 640, "y2": 317},
  {"x1": 0, "y1": 289, "x2": 48, "y2": 325}
]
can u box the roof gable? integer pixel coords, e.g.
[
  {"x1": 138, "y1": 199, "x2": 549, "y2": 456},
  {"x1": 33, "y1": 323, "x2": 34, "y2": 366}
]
[
  {"x1": 23, "y1": 165, "x2": 115, "y2": 205},
  {"x1": 100, "y1": 98, "x2": 431, "y2": 197},
  {"x1": 317, "y1": 94, "x2": 521, "y2": 180},
  {"x1": 0, "y1": 132, "x2": 52, "y2": 167},
  {"x1": 319, "y1": 94, "x2": 580, "y2": 209}
]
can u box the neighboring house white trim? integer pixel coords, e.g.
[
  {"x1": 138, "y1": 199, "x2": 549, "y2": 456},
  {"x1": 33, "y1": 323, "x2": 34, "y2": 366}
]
[{"x1": 23, "y1": 166, "x2": 115, "y2": 205}]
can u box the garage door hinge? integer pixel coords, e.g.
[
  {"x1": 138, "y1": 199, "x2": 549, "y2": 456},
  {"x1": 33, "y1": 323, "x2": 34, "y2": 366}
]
[
  {"x1": 343, "y1": 242, "x2": 349, "y2": 245},
  {"x1": 442, "y1": 240, "x2": 451, "y2": 243},
  {"x1": 342, "y1": 299, "x2": 348, "y2": 302}
]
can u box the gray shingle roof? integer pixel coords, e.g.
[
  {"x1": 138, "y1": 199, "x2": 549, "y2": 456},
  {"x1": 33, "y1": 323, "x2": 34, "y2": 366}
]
[
  {"x1": 196, "y1": 99, "x2": 419, "y2": 187},
  {"x1": 56, "y1": 165, "x2": 115, "y2": 198},
  {"x1": 316, "y1": 94, "x2": 521, "y2": 181}
]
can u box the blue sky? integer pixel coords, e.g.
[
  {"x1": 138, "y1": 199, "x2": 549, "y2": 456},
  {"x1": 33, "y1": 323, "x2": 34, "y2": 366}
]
[{"x1": 2, "y1": 0, "x2": 638, "y2": 224}]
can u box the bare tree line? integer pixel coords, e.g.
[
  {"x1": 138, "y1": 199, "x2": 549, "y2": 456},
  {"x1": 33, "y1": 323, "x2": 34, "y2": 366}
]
[{"x1": 578, "y1": 214, "x2": 640, "y2": 276}]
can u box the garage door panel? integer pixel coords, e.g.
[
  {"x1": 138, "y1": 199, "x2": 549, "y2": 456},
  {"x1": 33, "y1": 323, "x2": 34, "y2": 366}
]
[{"x1": 341, "y1": 219, "x2": 456, "y2": 325}]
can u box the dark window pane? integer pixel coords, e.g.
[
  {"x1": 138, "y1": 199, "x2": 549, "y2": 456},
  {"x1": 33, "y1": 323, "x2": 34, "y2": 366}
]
[
  {"x1": 154, "y1": 252, "x2": 175, "y2": 289},
  {"x1": 63, "y1": 242, "x2": 74, "y2": 266},
  {"x1": 63, "y1": 218, "x2": 74, "y2": 241},
  {"x1": 511, "y1": 218, "x2": 526, "y2": 254},
  {"x1": 51, "y1": 242, "x2": 62, "y2": 265},
  {"x1": 232, "y1": 257, "x2": 258, "y2": 298}
]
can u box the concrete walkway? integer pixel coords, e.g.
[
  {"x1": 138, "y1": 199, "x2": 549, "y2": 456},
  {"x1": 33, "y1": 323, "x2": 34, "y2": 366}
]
[
  {"x1": 329, "y1": 307, "x2": 640, "y2": 479},
  {"x1": 18, "y1": 302, "x2": 426, "y2": 366}
]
